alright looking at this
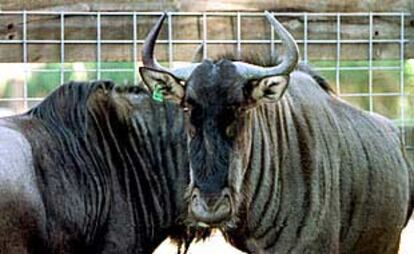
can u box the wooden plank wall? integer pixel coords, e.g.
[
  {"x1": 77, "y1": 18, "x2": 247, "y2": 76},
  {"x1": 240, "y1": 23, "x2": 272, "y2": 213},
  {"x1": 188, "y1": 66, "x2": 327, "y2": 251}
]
[
  {"x1": 0, "y1": 0, "x2": 412, "y2": 63},
  {"x1": 1, "y1": 0, "x2": 412, "y2": 12}
]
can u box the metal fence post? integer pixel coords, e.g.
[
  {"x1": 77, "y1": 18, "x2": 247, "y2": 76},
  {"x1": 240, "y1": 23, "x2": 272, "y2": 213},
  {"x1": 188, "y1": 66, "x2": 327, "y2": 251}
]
[
  {"x1": 60, "y1": 12, "x2": 65, "y2": 85},
  {"x1": 133, "y1": 12, "x2": 138, "y2": 84},
  {"x1": 23, "y1": 10, "x2": 28, "y2": 110},
  {"x1": 97, "y1": 12, "x2": 101, "y2": 80},
  {"x1": 336, "y1": 13, "x2": 341, "y2": 94},
  {"x1": 400, "y1": 13, "x2": 406, "y2": 146}
]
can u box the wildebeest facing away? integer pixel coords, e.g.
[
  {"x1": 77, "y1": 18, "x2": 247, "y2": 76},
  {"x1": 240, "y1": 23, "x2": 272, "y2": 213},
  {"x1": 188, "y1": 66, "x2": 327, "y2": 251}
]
[
  {"x1": 0, "y1": 80, "x2": 193, "y2": 253},
  {"x1": 140, "y1": 12, "x2": 414, "y2": 253}
]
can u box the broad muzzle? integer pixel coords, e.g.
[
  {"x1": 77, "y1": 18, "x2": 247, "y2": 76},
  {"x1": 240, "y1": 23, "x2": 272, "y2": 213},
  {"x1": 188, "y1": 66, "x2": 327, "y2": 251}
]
[{"x1": 189, "y1": 187, "x2": 232, "y2": 224}]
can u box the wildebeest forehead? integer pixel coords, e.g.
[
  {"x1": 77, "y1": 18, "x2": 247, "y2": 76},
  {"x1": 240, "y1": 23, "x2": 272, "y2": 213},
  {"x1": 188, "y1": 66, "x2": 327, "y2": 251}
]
[{"x1": 186, "y1": 59, "x2": 246, "y2": 107}]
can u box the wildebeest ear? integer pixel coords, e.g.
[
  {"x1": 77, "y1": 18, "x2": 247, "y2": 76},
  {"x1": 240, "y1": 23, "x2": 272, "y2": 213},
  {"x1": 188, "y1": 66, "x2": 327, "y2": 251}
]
[
  {"x1": 139, "y1": 67, "x2": 185, "y2": 104},
  {"x1": 247, "y1": 75, "x2": 289, "y2": 104}
]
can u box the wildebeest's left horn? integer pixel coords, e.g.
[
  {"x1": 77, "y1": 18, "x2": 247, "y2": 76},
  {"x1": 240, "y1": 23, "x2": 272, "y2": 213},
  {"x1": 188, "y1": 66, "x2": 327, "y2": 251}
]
[
  {"x1": 142, "y1": 13, "x2": 200, "y2": 80},
  {"x1": 192, "y1": 44, "x2": 204, "y2": 63},
  {"x1": 234, "y1": 11, "x2": 299, "y2": 79}
]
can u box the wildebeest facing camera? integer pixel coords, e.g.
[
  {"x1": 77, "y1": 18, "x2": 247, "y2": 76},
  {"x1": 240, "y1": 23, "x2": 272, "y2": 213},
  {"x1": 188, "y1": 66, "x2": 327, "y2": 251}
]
[{"x1": 140, "y1": 12, "x2": 414, "y2": 254}]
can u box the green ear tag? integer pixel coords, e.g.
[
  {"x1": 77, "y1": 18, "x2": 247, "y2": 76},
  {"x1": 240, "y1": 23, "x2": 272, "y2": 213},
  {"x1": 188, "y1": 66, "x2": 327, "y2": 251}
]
[{"x1": 152, "y1": 85, "x2": 164, "y2": 102}]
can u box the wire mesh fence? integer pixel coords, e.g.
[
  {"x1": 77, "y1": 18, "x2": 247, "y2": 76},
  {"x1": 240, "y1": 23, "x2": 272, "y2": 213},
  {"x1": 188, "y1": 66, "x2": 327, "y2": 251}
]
[{"x1": 0, "y1": 11, "x2": 412, "y2": 154}]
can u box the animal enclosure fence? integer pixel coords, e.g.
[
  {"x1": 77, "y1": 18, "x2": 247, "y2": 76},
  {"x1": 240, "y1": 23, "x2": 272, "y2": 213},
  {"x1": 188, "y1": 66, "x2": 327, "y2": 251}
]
[{"x1": 0, "y1": 11, "x2": 413, "y2": 156}]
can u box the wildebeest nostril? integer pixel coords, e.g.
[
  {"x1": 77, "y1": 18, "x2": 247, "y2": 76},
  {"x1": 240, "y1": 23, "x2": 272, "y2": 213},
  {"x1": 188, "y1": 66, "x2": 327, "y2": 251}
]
[{"x1": 213, "y1": 189, "x2": 231, "y2": 212}]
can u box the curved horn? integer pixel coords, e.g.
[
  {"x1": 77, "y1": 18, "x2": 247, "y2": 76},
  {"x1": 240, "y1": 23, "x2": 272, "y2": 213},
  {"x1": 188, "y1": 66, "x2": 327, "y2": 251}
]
[
  {"x1": 142, "y1": 13, "x2": 169, "y2": 71},
  {"x1": 142, "y1": 12, "x2": 200, "y2": 80},
  {"x1": 234, "y1": 11, "x2": 299, "y2": 79}
]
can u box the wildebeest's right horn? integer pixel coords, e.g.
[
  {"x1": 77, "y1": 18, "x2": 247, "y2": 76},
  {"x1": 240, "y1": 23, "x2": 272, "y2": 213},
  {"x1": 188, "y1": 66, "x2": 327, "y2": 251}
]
[
  {"x1": 142, "y1": 13, "x2": 200, "y2": 81},
  {"x1": 234, "y1": 11, "x2": 299, "y2": 79},
  {"x1": 142, "y1": 13, "x2": 169, "y2": 72}
]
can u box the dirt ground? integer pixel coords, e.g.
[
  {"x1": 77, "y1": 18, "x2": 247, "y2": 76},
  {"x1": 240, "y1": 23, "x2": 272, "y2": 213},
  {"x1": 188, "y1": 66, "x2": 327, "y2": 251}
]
[{"x1": 154, "y1": 217, "x2": 414, "y2": 253}]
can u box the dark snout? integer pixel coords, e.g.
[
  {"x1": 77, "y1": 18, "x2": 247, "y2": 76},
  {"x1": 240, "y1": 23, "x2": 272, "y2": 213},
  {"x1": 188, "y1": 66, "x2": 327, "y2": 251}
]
[{"x1": 190, "y1": 187, "x2": 232, "y2": 224}]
